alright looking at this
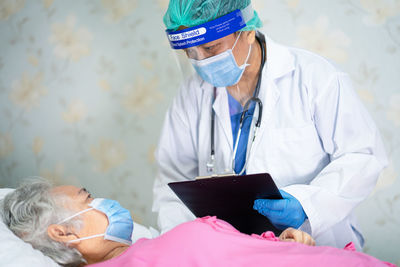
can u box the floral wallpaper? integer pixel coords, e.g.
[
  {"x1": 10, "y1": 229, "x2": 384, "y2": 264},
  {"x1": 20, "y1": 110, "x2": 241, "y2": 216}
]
[{"x1": 0, "y1": 0, "x2": 399, "y2": 264}]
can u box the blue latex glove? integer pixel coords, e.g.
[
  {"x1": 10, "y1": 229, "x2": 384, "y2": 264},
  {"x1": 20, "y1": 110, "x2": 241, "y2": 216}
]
[{"x1": 253, "y1": 190, "x2": 307, "y2": 230}]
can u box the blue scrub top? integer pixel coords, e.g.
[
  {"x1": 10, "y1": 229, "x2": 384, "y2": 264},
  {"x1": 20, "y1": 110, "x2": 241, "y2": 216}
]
[{"x1": 227, "y1": 93, "x2": 255, "y2": 175}]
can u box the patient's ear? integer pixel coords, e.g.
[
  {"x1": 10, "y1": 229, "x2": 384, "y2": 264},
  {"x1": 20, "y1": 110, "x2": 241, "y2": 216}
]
[{"x1": 47, "y1": 224, "x2": 78, "y2": 244}]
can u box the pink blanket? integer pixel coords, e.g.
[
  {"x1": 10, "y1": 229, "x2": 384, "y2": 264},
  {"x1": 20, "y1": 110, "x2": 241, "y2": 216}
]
[{"x1": 89, "y1": 216, "x2": 395, "y2": 267}]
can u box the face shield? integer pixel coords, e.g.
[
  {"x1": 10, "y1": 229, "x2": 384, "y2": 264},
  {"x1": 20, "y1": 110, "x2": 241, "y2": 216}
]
[{"x1": 166, "y1": 4, "x2": 255, "y2": 86}]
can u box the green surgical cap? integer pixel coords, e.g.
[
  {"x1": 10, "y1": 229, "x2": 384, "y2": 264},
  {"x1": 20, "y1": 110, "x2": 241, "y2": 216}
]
[{"x1": 163, "y1": 0, "x2": 262, "y2": 32}]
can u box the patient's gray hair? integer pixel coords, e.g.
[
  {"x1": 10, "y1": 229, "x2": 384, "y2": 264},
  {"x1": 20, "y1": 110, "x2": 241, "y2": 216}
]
[{"x1": 0, "y1": 178, "x2": 85, "y2": 267}]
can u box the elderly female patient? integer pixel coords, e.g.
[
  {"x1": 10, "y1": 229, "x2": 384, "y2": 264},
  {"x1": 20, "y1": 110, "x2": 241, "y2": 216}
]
[{"x1": 1, "y1": 179, "x2": 394, "y2": 267}]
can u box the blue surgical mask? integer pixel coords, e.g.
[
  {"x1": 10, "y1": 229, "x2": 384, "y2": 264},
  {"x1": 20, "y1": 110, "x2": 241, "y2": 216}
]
[
  {"x1": 58, "y1": 198, "x2": 134, "y2": 245},
  {"x1": 190, "y1": 31, "x2": 252, "y2": 87}
]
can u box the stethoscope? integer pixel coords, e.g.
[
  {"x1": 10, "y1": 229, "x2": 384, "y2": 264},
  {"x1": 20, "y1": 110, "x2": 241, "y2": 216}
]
[{"x1": 207, "y1": 32, "x2": 267, "y2": 175}]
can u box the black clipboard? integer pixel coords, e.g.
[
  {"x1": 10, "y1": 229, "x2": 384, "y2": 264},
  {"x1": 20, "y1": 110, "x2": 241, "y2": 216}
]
[{"x1": 168, "y1": 173, "x2": 283, "y2": 235}]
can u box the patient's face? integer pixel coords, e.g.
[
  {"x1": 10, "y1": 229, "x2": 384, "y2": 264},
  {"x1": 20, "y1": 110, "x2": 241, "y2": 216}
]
[
  {"x1": 51, "y1": 186, "x2": 128, "y2": 263},
  {"x1": 52, "y1": 185, "x2": 95, "y2": 212}
]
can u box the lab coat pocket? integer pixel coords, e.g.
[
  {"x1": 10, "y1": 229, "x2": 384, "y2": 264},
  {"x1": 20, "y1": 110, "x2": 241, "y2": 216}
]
[
  {"x1": 270, "y1": 123, "x2": 326, "y2": 183},
  {"x1": 271, "y1": 123, "x2": 323, "y2": 157}
]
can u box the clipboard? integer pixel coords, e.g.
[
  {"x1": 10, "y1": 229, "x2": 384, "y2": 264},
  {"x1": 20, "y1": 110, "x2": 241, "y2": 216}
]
[{"x1": 168, "y1": 173, "x2": 283, "y2": 235}]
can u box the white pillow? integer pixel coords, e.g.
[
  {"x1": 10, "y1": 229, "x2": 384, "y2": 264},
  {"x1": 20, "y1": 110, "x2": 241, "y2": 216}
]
[
  {"x1": 0, "y1": 188, "x2": 159, "y2": 266},
  {"x1": 0, "y1": 188, "x2": 60, "y2": 267},
  {"x1": 132, "y1": 221, "x2": 159, "y2": 243}
]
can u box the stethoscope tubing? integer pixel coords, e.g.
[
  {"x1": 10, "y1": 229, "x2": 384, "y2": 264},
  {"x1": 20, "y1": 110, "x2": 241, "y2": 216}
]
[
  {"x1": 231, "y1": 98, "x2": 262, "y2": 175},
  {"x1": 208, "y1": 32, "x2": 266, "y2": 175}
]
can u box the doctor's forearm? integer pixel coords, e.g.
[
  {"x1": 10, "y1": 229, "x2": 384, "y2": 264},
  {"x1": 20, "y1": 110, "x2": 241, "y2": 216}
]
[{"x1": 283, "y1": 152, "x2": 385, "y2": 237}]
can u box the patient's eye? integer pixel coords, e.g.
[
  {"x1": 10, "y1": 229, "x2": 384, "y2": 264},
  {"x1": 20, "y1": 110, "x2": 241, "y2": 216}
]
[{"x1": 82, "y1": 188, "x2": 92, "y2": 199}]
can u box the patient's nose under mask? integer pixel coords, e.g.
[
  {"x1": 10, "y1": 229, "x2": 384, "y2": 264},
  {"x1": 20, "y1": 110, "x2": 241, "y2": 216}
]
[{"x1": 58, "y1": 198, "x2": 134, "y2": 245}]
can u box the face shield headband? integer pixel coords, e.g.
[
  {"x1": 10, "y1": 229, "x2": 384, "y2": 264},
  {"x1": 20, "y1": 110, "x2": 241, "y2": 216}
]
[{"x1": 166, "y1": 4, "x2": 254, "y2": 50}]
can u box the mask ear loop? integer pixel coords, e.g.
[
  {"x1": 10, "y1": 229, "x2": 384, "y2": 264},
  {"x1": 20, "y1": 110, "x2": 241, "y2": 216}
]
[
  {"x1": 66, "y1": 233, "x2": 106, "y2": 244},
  {"x1": 243, "y1": 43, "x2": 252, "y2": 67},
  {"x1": 57, "y1": 207, "x2": 98, "y2": 244},
  {"x1": 231, "y1": 31, "x2": 252, "y2": 68},
  {"x1": 232, "y1": 31, "x2": 243, "y2": 51},
  {"x1": 57, "y1": 208, "x2": 94, "y2": 224}
]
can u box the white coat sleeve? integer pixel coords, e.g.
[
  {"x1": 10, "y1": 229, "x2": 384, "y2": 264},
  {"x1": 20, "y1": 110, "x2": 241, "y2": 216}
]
[
  {"x1": 152, "y1": 85, "x2": 198, "y2": 233},
  {"x1": 282, "y1": 71, "x2": 388, "y2": 238}
]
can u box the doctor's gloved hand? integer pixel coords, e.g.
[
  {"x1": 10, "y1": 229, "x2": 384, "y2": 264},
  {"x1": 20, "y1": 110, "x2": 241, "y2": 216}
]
[{"x1": 253, "y1": 190, "x2": 307, "y2": 230}]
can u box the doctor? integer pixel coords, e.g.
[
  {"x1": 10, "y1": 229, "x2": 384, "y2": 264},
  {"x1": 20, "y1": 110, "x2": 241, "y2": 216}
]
[{"x1": 153, "y1": 0, "x2": 387, "y2": 250}]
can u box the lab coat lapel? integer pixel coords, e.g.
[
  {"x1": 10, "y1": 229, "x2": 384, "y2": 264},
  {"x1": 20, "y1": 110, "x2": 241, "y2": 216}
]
[
  {"x1": 213, "y1": 87, "x2": 233, "y2": 152},
  {"x1": 249, "y1": 69, "x2": 280, "y2": 154},
  {"x1": 247, "y1": 36, "x2": 295, "y2": 171},
  {"x1": 259, "y1": 36, "x2": 296, "y2": 129}
]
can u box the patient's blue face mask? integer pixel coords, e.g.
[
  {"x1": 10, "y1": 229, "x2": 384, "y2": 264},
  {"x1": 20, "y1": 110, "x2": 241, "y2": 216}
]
[
  {"x1": 58, "y1": 198, "x2": 134, "y2": 245},
  {"x1": 190, "y1": 31, "x2": 252, "y2": 87}
]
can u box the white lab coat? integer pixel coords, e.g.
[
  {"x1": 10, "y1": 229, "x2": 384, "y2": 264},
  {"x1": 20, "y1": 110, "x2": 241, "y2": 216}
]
[{"x1": 152, "y1": 36, "x2": 387, "y2": 250}]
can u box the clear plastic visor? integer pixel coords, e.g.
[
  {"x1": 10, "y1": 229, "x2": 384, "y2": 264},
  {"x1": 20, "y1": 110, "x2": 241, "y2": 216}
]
[
  {"x1": 173, "y1": 32, "x2": 242, "y2": 80},
  {"x1": 184, "y1": 32, "x2": 239, "y2": 60}
]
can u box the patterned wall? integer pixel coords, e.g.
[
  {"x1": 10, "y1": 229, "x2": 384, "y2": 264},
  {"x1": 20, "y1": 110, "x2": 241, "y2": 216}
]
[{"x1": 0, "y1": 0, "x2": 399, "y2": 264}]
